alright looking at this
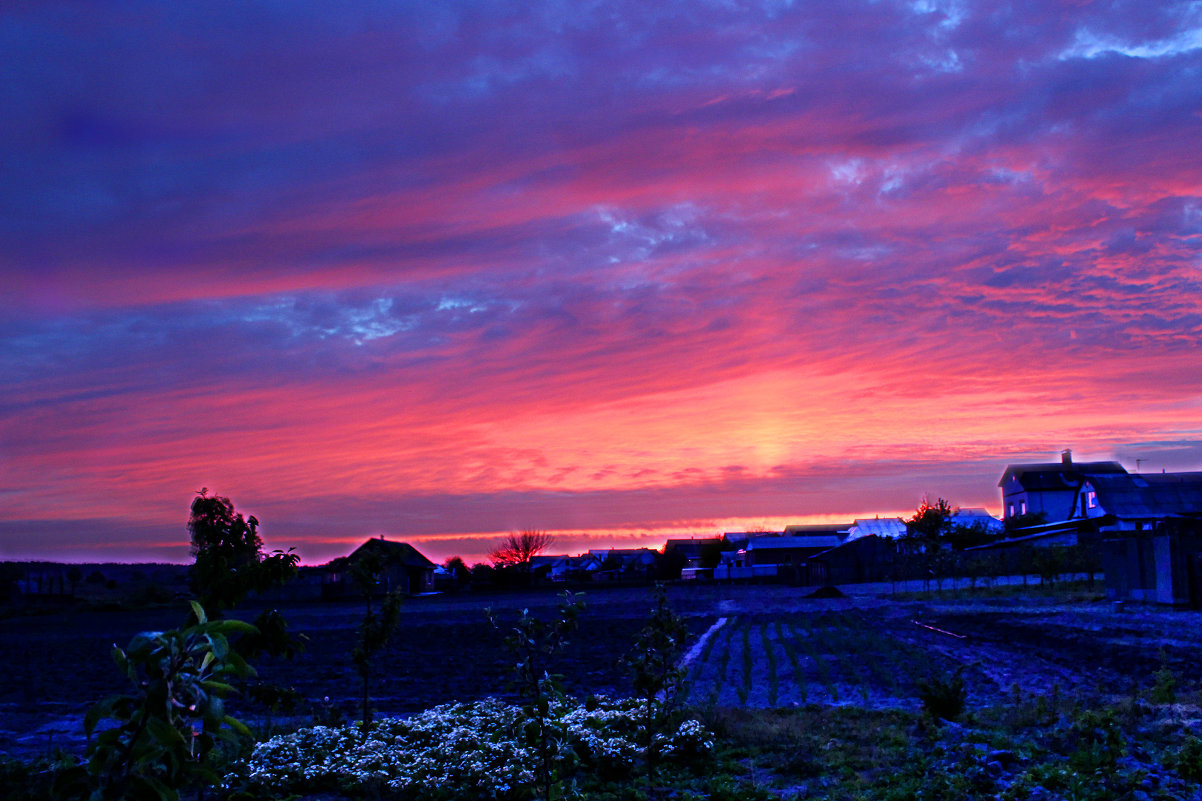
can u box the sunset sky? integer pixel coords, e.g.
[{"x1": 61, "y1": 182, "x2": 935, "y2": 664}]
[{"x1": 3, "y1": 1, "x2": 1202, "y2": 565}]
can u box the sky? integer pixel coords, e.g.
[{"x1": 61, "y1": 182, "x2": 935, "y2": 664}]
[{"x1": 3, "y1": 0, "x2": 1202, "y2": 566}]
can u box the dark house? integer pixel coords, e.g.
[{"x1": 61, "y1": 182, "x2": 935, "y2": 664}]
[
  {"x1": 663, "y1": 537, "x2": 723, "y2": 568},
  {"x1": 591, "y1": 548, "x2": 660, "y2": 581},
  {"x1": 999, "y1": 452, "x2": 1202, "y2": 606},
  {"x1": 1092, "y1": 474, "x2": 1202, "y2": 606},
  {"x1": 810, "y1": 535, "x2": 897, "y2": 585},
  {"x1": 741, "y1": 529, "x2": 848, "y2": 568},
  {"x1": 998, "y1": 450, "x2": 1126, "y2": 523},
  {"x1": 324, "y1": 537, "x2": 436, "y2": 599}
]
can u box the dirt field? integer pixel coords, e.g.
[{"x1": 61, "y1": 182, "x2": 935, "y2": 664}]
[
  {"x1": 683, "y1": 591, "x2": 1202, "y2": 710},
  {"x1": 3, "y1": 583, "x2": 1200, "y2": 761}
]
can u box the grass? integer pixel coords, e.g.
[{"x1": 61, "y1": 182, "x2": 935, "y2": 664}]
[
  {"x1": 695, "y1": 681, "x2": 1202, "y2": 801},
  {"x1": 10, "y1": 688, "x2": 1202, "y2": 801}
]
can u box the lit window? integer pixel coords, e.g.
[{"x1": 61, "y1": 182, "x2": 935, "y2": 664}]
[
  {"x1": 1086, "y1": 491, "x2": 1097, "y2": 509},
  {"x1": 1020, "y1": 500, "x2": 1027, "y2": 515},
  {"x1": 1008, "y1": 503, "x2": 1014, "y2": 517}
]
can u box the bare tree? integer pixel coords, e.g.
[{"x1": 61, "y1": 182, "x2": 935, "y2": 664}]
[{"x1": 489, "y1": 529, "x2": 554, "y2": 573}]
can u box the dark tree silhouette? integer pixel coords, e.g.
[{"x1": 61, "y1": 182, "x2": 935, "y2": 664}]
[
  {"x1": 66, "y1": 566, "x2": 82, "y2": 597},
  {"x1": 187, "y1": 489, "x2": 298, "y2": 614},
  {"x1": 488, "y1": 529, "x2": 553, "y2": 572},
  {"x1": 443, "y1": 555, "x2": 470, "y2": 586},
  {"x1": 906, "y1": 495, "x2": 955, "y2": 542}
]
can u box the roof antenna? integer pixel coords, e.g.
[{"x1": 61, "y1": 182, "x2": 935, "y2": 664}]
[{"x1": 1136, "y1": 459, "x2": 1144, "y2": 472}]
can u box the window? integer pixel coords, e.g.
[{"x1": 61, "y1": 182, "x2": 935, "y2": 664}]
[
  {"x1": 1086, "y1": 491, "x2": 1097, "y2": 509},
  {"x1": 1020, "y1": 500, "x2": 1027, "y2": 516},
  {"x1": 1008, "y1": 503, "x2": 1014, "y2": 518}
]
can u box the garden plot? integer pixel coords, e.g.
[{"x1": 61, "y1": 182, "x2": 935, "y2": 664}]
[
  {"x1": 684, "y1": 595, "x2": 1202, "y2": 712},
  {"x1": 685, "y1": 610, "x2": 967, "y2": 710},
  {"x1": 7, "y1": 584, "x2": 1202, "y2": 760}
]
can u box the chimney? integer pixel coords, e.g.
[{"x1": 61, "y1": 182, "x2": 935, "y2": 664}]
[{"x1": 1061, "y1": 449, "x2": 1072, "y2": 466}]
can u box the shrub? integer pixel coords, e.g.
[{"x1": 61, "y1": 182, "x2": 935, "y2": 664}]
[
  {"x1": 1150, "y1": 649, "x2": 1177, "y2": 704},
  {"x1": 1065, "y1": 707, "x2": 1125, "y2": 774},
  {"x1": 0, "y1": 753, "x2": 55, "y2": 801},
  {"x1": 916, "y1": 669, "x2": 966, "y2": 720},
  {"x1": 1168, "y1": 734, "x2": 1202, "y2": 782}
]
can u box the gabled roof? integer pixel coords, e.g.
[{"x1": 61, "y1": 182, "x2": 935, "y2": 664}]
[
  {"x1": 663, "y1": 538, "x2": 721, "y2": 557},
  {"x1": 746, "y1": 534, "x2": 846, "y2": 551},
  {"x1": 848, "y1": 518, "x2": 906, "y2": 539},
  {"x1": 1090, "y1": 472, "x2": 1202, "y2": 519},
  {"x1": 345, "y1": 538, "x2": 436, "y2": 569},
  {"x1": 530, "y1": 554, "x2": 570, "y2": 568},
  {"x1": 950, "y1": 509, "x2": 1003, "y2": 531},
  {"x1": 782, "y1": 524, "x2": 851, "y2": 536},
  {"x1": 724, "y1": 531, "x2": 782, "y2": 539},
  {"x1": 999, "y1": 460, "x2": 1126, "y2": 489},
  {"x1": 607, "y1": 548, "x2": 659, "y2": 566}
]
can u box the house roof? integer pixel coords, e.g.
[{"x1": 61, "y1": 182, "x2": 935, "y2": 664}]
[
  {"x1": 782, "y1": 524, "x2": 851, "y2": 536},
  {"x1": 998, "y1": 461, "x2": 1126, "y2": 489},
  {"x1": 1089, "y1": 472, "x2": 1202, "y2": 519},
  {"x1": 746, "y1": 534, "x2": 846, "y2": 551},
  {"x1": 345, "y1": 538, "x2": 436, "y2": 569},
  {"x1": 950, "y1": 509, "x2": 1003, "y2": 531},
  {"x1": 530, "y1": 554, "x2": 570, "y2": 568},
  {"x1": 590, "y1": 547, "x2": 658, "y2": 560},
  {"x1": 663, "y1": 538, "x2": 721, "y2": 557},
  {"x1": 848, "y1": 518, "x2": 906, "y2": 539}
]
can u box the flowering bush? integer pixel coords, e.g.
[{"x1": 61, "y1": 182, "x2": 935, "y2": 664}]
[{"x1": 232, "y1": 696, "x2": 712, "y2": 799}]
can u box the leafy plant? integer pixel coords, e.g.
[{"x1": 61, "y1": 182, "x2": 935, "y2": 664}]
[
  {"x1": 1168, "y1": 734, "x2": 1202, "y2": 782},
  {"x1": 489, "y1": 590, "x2": 586, "y2": 800},
  {"x1": 1066, "y1": 706, "x2": 1125, "y2": 774},
  {"x1": 55, "y1": 601, "x2": 256, "y2": 801},
  {"x1": 622, "y1": 584, "x2": 689, "y2": 790},
  {"x1": 1150, "y1": 648, "x2": 1177, "y2": 704},
  {"x1": 350, "y1": 553, "x2": 404, "y2": 731}
]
